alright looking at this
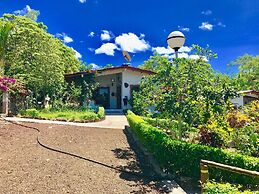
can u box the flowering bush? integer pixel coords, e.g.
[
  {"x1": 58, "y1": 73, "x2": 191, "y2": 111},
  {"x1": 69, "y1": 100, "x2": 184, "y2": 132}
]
[{"x1": 0, "y1": 77, "x2": 16, "y2": 92}]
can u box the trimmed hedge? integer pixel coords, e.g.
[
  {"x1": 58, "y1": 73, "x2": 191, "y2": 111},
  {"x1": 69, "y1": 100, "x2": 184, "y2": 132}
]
[
  {"x1": 97, "y1": 107, "x2": 105, "y2": 119},
  {"x1": 126, "y1": 111, "x2": 259, "y2": 187},
  {"x1": 204, "y1": 182, "x2": 258, "y2": 194}
]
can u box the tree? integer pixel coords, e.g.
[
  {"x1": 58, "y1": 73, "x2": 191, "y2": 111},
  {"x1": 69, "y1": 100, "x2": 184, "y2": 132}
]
[
  {"x1": 139, "y1": 52, "x2": 170, "y2": 72},
  {"x1": 230, "y1": 54, "x2": 259, "y2": 91},
  {"x1": 2, "y1": 14, "x2": 80, "y2": 99},
  {"x1": 103, "y1": 64, "x2": 113, "y2": 69},
  {"x1": 132, "y1": 45, "x2": 236, "y2": 127},
  {"x1": 0, "y1": 20, "x2": 13, "y2": 74},
  {"x1": 25, "y1": 9, "x2": 40, "y2": 21}
]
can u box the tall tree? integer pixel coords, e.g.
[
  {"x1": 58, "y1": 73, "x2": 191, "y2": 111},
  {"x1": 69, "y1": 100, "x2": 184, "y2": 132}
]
[
  {"x1": 2, "y1": 14, "x2": 80, "y2": 98},
  {"x1": 0, "y1": 20, "x2": 13, "y2": 75},
  {"x1": 230, "y1": 54, "x2": 259, "y2": 91}
]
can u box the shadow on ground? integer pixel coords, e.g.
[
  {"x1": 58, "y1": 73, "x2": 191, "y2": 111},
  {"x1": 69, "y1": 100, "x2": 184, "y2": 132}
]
[
  {"x1": 112, "y1": 128, "x2": 201, "y2": 194},
  {"x1": 112, "y1": 129, "x2": 169, "y2": 194}
]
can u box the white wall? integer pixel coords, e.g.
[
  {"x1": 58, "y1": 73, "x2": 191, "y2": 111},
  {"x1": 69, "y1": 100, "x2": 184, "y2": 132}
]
[
  {"x1": 231, "y1": 96, "x2": 244, "y2": 107},
  {"x1": 121, "y1": 70, "x2": 144, "y2": 109}
]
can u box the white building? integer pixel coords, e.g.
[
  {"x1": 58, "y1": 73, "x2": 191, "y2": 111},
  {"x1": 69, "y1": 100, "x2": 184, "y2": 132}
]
[
  {"x1": 65, "y1": 64, "x2": 154, "y2": 110},
  {"x1": 231, "y1": 90, "x2": 259, "y2": 108}
]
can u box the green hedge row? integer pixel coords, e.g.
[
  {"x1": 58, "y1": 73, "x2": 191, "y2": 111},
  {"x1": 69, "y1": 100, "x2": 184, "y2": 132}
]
[
  {"x1": 126, "y1": 111, "x2": 259, "y2": 187},
  {"x1": 204, "y1": 182, "x2": 258, "y2": 194}
]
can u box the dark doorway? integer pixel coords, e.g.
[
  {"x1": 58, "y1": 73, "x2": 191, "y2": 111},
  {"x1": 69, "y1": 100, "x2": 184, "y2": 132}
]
[
  {"x1": 116, "y1": 86, "x2": 122, "y2": 109},
  {"x1": 95, "y1": 87, "x2": 110, "y2": 109}
]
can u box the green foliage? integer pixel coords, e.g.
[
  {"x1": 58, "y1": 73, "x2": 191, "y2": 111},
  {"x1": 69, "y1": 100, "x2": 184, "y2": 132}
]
[
  {"x1": 134, "y1": 46, "x2": 236, "y2": 126},
  {"x1": 64, "y1": 72, "x2": 98, "y2": 107},
  {"x1": 226, "y1": 101, "x2": 259, "y2": 157},
  {"x1": 102, "y1": 64, "x2": 113, "y2": 69},
  {"x1": 230, "y1": 54, "x2": 259, "y2": 91},
  {"x1": 97, "y1": 107, "x2": 105, "y2": 119},
  {"x1": 2, "y1": 14, "x2": 80, "y2": 100},
  {"x1": 126, "y1": 111, "x2": 259, "y2": 186},
  {"x1": 24, "y1": 9, "x2": 40, "y2": 21},
  {"x1": 0, "y1": 19, "x2": 13, "y2": 74},
  {"x1": 142, "y1": 117, "x2": 195, "y2": 140},
  {"x1": 204, "y1": 181, "x2": 258, "y2": 194},
  {"x1": 139, "y1": 52, "x2": 171, "y2": 72},
  {"x1": 19, "y1": 107, "x2": 105, "y2": 121},
  {"x1": 19, "y1": 108, "x2": 39, "y2": 118}
]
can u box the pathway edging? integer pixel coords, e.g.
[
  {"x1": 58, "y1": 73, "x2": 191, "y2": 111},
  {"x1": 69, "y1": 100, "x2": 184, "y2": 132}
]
[{"x1": 3, "y1": 115, "x2": 128, "y2": 129}]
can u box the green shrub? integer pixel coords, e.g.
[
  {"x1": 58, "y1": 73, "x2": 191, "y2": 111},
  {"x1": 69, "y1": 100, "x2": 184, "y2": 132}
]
[
  {"x1": 19, "y1": 108, "x2": 105, "y2": 122},
  {"x1": 142, "y1": 116, "x2": 196, "y2": 140},
  {"x1": 19, "y1": 109, "x2": 39, "y2": 118},
  {"x1": 97, "y1": 107, "x2": 105, "y2": 119},
  {"x1": 204, "y1": 181, "x2": 258, "y2": 194},
  {"x1": 126, "y1": 111, "x2": 259, "y2": 187}
]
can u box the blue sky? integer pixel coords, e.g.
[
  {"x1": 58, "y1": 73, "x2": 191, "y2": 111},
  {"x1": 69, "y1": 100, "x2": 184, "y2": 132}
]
[{"x1": 0, "y1": 0, "x2": 258, "y2": 74}]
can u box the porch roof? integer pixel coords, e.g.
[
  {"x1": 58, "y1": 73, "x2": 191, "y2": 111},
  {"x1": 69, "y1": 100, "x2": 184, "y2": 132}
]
[
  {"x1": 65, "y1": 65, "x2": 155, "y2": 78},
  {"x1": 238, "y1": 90, "x2": 259, "y2": 98}
]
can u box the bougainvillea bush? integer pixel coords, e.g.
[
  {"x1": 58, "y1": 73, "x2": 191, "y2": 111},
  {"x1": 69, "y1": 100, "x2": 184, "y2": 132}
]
[{"x1": 0, "y1": 77, "x2": 16, "y2": 92}]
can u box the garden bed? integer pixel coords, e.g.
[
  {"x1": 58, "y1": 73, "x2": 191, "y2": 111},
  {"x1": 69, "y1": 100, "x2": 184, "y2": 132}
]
[
  {"x1": 18, "y1": 107, "x2": 105, "y2": 123},
  {"x1": 126, "y1": 111, "x2": 259, "y2": 189}
]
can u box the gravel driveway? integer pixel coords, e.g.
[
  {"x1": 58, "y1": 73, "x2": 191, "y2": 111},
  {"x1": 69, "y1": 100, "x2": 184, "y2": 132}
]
[{"x1": 0, "y1": 120, "x2": 164, "y2": 194}]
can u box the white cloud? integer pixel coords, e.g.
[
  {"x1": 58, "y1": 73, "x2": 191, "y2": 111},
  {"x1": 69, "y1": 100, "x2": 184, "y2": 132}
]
[
  {"x1": 201, "y1": 10, "x2": 212, "y2": 15},
  {"x1": 178, "y1": 26, "x2": 190, "y2": 32},
  {"x1": 152, "y1": 46, "x2": 174, "y2": 55},
  {"x1": 64, "y1": 36, "x2": 73, "y2": 43},
  {"x1": 179, "y1": 46, "x2": 192, "y2": 52},
  {"x1": 79, "y1": 0, "x2": 87, "y2": 3},
  {"x1": 71, "y1": 47, "x2": 82, "y2": 59},
  {"x1": 199, "y1": 22, "x2": 213, "y2": 31},
  {"x1": 88, "y1": 32, "x2": 95, "y2": 37},
  {"x1": 100, "y1": 30, "x2": 113, "y2": 41},
  {"x1": 140, "y1": 33, "x2": 145, "y2": 38},
  {"x1": 14, "y1": 5, "x2": 31, "y2": 15},
  {"x1": 217, "y1": 22, "x2": 226, "y2": 27},
  {"x1": 189, "y1": 55, "x2": 208, "y2": 61},
  {"x1": 152, "y1": 45, "x2": 207, "y2": 61},
  {"x1": 115, "y1": 33, "x2": 150, "y2": 53},
  {"x1": 95, "y1": 43, "x2": 118, "y2": 56},
  {"x1": 152, "y1": 46, "x2": 191, "y2": 55},
  {"x1": 88, "y1": 47, "x2": 95, "y2": 52},
  {"x1": 89, "y1": 63, "x2": 100, "y2": 70},
  {"x1": 56, "y1": 33, "x2": 73, "y2": 43}
]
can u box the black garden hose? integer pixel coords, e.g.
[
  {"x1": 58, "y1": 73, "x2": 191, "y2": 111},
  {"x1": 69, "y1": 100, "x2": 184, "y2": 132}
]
[{"x1": 1, "y1": 117, "x2": 163, "y2": 180}]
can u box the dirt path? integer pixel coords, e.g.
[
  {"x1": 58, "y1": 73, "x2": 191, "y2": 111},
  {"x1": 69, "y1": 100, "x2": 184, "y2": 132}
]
[{"x1": 0, "y1": 120, "x2": 165, "y2": 194}]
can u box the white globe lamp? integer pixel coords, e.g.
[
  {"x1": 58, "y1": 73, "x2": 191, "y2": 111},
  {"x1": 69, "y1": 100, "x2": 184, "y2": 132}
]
[{"x1": 167, "y1": 31, "x2": 185, "y2": 59}]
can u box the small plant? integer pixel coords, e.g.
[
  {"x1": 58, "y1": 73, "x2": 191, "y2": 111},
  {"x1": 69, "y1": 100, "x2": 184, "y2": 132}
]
[
  {"x1": 204, "y1": 181, "x2": 257, "y2": 194},
  {"x1": 97, "y1": 107, "x2": 105, "y2": 119},
  {"x1": 19, "y1": 108, "x2": 39, "y2": 118}
]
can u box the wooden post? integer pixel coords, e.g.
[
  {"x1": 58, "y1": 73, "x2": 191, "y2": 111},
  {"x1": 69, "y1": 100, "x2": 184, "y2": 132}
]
[
  {"x1": 200, "y1": 162, "x2": 209, "y2": 193},
  {"x1": 2, "y1": 92, "x2": 9, "y2": 115}
]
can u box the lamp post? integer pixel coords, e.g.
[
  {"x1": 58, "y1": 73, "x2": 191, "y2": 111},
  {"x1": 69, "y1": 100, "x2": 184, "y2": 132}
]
[{"x1": 167, "y1": 31, "x2": 185, "y2": 69}]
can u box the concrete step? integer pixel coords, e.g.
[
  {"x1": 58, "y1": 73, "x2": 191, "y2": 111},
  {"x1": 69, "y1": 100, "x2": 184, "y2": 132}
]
[{"x1": 105, "y1": 109, "x2": 124, "y2": 115}]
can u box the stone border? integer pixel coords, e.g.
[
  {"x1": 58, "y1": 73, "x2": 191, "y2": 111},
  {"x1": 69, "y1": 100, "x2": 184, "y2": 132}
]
[{"x1": 124, "y1": 125, "x2": 187, "y2": 194}]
